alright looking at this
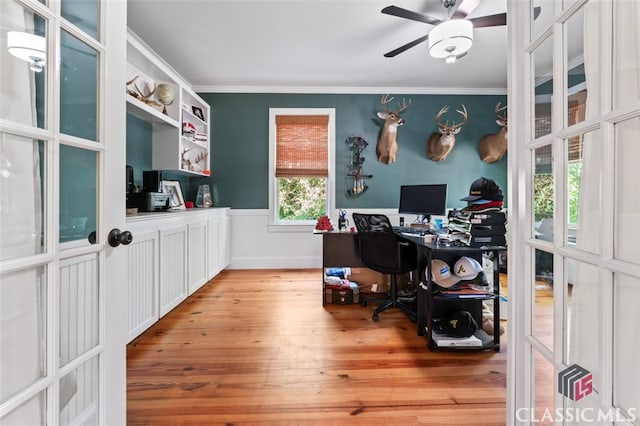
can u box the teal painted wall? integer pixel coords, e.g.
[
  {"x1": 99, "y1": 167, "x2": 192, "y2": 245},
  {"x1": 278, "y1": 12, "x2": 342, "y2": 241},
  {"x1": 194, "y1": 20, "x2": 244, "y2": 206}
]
[
  {"x1": 126, "y1": 114, "x2": 191, "y2": 197},
  {"x1": 199, "y1": 93, "x2": 508, "y2": 211},
  {"x1": 126, "y1": 93, "x2": 509, "y2": 210}
]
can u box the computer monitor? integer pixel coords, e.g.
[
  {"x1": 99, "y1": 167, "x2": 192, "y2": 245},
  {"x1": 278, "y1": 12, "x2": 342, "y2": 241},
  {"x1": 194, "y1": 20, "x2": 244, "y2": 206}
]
[{"x1": 398, "y1": 184, "x2": 447, "y2": 224}]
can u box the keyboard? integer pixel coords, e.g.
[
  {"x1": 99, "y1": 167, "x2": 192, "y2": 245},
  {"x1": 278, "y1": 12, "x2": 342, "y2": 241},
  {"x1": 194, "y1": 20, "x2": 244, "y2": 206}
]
[{"x1": 393, "y1": 226, "x2": 433, "y2": 236}]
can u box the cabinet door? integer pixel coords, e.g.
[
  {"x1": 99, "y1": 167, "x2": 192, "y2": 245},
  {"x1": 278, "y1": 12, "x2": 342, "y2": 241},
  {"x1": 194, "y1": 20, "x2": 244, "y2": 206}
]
[
  {"x1": 188, "y1": 220, "x2": 208, "y2": 295},
  {"x1": 218, "y1": 214, "x2": 231, "y2": 270},
  {"x1": 159, "y1": 225, "x2": 188, "y2": 316},
  {"x1": 126, "y1": 230, "x2": 159, "y2": 342},
  {"x1": 208, "y1": 216, "x2": 221, "y2": 278}
]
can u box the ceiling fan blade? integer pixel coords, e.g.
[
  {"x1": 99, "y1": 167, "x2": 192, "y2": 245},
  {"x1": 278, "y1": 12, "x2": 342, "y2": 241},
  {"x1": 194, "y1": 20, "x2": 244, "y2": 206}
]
[
  {"x1": 381, "y1": 5, "x2": 442, "y2": 25},
  {"x1": 383, "y1": 34, "x2": 430, "y2": 58},
  {"x1": 451, "y1": 0, "x2": 482, "y2": 19},
  {"x1": 468, "y1": 12, "x2": 507, "y2": 28}
]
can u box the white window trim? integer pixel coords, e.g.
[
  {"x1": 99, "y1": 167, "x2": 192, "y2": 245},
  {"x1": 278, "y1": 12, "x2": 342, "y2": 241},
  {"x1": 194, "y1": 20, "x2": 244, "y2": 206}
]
[{"x1": 267, "y1": 108, "x2": 335, "y2": 232}]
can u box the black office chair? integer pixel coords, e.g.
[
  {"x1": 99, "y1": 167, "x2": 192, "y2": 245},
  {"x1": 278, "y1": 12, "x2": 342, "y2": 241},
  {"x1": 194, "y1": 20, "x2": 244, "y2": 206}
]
[{"x1": 352, "y1": 213, "x2": 418, "y2": 322}]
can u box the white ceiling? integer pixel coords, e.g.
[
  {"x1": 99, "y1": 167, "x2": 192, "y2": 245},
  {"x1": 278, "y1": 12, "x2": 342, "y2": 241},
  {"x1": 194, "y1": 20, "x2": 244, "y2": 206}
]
[{"x1": 127, "y1": 0, "x2": 511, "y2": 94}]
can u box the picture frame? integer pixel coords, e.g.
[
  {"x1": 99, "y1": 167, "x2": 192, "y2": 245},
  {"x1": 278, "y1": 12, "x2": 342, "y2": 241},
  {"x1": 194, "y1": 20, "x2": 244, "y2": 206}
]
[
  {"x1": 192, "y1": 106, "x2": 205, "y2": 122},
  {"x1": 161, "y1": 180, "x2": 186, "y2": 210}
]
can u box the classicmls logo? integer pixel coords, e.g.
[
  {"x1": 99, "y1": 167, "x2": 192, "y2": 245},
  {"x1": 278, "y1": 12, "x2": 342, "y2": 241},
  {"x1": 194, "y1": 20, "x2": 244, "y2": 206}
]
[{"x1": 558, "y1": 364, "x2": 593, "y2": 401}]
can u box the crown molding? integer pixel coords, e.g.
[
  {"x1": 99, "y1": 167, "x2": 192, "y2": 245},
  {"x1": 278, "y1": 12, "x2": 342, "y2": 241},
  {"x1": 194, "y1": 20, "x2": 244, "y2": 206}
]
[{"x1": 192, "y1": 85, "x2": 508, "y2": 96}]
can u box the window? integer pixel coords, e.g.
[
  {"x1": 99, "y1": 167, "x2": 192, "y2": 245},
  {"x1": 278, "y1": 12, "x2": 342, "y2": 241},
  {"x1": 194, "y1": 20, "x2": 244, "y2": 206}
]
[{"x1": 269, "y1": 108, "x2": 335, "y2": 230}]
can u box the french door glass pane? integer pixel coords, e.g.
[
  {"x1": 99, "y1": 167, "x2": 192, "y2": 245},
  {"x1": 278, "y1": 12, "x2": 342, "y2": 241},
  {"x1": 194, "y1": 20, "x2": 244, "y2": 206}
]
[
  {"x1": 534, "y1": 36, "x2": 554, "y2": 138},
  {"x1": 565, "y1": 5, "x2": 590, "y2": 128},
  {"x1": 0, "y1": 391, "x2": 45, "y2": 425},
  {"x1": 59, "y1": 145, "x2": 96, "y2": 244},
  {"x1": 563, "y1": 0, "x2": 580, "y2": 11},
  {"x1": 565, "y1": 129, "x2": 601, "y2": 252},
  {"x1": 613, "y1": 0, "x2": 640, "y2": 110},
  {"x1": 565, "y1": 260, "x2": 599, "y2": 391},
  {"x1": 532, "y1": 0, "x2": 553, "y2": 42},
  {"x1": 613, "y1": 272, "x2": 640, "y2": 418},
  {"x1": 0, "y1": 2, "x2": 47, "y2": 129},
  {"x1": 0, "y1": 134, "x2": 45, "y2": 261},
  {"x1": 533, "y1": 350, "x2": 554, "y2": 422},
  {"x1": 61, "y1": 0, "x2": 99, "y2": 40},
  {"x1": 0, "y1": 266, "x2": 46, "y2": 404},
  {"x1": 534, "y1": 146, "x2": 553, "y2": 242},
  {"x1": 613, "y1": 116, "x2": 640, "y2": 265},
  {"x1": 59, "y1": 356, "x2": 99, "y2": 425},
  {"x1": 60, "y1": 30, "x2": 98, "y2": 141},
  {"x1": 533, "y1": 248, "x2": 553, "y2": 351}
]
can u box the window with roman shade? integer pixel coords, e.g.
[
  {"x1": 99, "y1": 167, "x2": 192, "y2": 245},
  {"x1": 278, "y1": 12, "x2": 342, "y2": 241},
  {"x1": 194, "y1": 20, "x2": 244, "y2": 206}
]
[{"x1": 275, "y1": 114, "x2": 329, "y2": 178}]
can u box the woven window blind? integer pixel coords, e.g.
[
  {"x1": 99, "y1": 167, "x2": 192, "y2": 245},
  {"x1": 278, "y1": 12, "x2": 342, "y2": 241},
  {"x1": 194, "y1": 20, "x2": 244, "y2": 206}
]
[{"x1": 275, "y1": 115, "x2": 329, "y2": 178}]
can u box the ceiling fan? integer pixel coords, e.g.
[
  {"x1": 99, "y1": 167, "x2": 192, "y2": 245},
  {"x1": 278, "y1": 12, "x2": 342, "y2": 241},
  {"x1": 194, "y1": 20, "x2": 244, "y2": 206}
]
[{"x1": 382, "y1": 0, "x2": 540, "y2": 63}]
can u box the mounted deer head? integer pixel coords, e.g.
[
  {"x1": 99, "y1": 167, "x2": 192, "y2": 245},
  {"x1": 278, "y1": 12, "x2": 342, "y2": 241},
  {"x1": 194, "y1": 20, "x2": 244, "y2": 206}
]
[
  {"x1": 479, "y1": 102, "x2": 508, "y2": 163},
  {"x1": 375, "y1": 94, "x2": 411, "y2": 164},
  {"x1": 426, "y1": 104, "x2": 468, "y2": 162}
]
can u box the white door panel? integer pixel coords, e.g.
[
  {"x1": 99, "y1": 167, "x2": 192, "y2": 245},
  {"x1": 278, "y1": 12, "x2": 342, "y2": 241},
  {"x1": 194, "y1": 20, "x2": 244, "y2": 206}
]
[{"x1": 0, "y1": 0, "x2": 127, "y2": 424}]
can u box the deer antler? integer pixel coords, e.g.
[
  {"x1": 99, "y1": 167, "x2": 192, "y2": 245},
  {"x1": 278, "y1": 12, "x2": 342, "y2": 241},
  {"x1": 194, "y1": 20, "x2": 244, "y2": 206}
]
[
  {"x1": 380, "y1": 94, "x2": 394, "y2": 112},
  {"x1": 435, "y1": 105, "x2": 467, "y2": 130},
  {"x1": 434, "y1": 106, "x2": 450, "y2": 128},
  {"x1": 451, "y1": 104, "x2": 468, "y2": 130},
  {"x1": 126, "y1": 75, "x2": 162, "y2": 107},
  {"x1": 495, "y1": 102, "x2": 507, "y2": 122},
  {"x1": 380, "y1": 94, "x2": 411, "y2": 114},
  {"x1": 193, "y1": 150, "x2": 209, "y2": 164}
]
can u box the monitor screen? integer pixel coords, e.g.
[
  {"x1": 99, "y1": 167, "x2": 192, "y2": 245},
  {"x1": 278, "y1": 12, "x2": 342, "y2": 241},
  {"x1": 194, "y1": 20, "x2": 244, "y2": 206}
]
[{"x1": 398, "y1": 184, "x2": 447, "y2": 220}]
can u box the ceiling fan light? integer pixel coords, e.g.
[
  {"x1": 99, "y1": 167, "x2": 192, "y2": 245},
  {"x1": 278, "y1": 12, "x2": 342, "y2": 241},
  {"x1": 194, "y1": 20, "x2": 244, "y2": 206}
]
[
  {"x1": 428, "y1": 19, "x2": 473, "y2": 59},
  {"x1": 445, "y1": 54, "x2": 457, "y2": 64},
  {"x1": 7, "y1": 31, "x2": 46, "y2": 70}
]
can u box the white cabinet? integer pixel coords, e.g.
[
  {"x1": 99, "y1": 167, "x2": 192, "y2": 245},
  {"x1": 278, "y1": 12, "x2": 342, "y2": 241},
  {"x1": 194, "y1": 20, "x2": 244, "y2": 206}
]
[
  {"x1": 219, "y1": 214, "x2": 231, "y2": 270},
  {"x1": 125, "y1": 230, "x2": 159, "y2": 343},
  {"x1": 126, "y1": 208, "x2": 230, "y2": 342},
  {"x1": 188, "y1": 220, "x2": 208, "y2": 295},
  {"x1": 207, "y1": 210, "x2": 231, "y2": 279},
  {"x1": 126, "y1": 30, "x2": 210, "y2": 176},
  {"x1": 159, "y1": 224, "x2": 188, "y2": 316},
  {"x1": 207, "y1": 215, "x2": 221, "y2": 278}
]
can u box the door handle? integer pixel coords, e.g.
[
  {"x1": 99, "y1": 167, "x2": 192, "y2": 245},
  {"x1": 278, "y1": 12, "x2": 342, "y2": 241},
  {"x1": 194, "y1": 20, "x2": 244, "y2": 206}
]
[{"x1": 107, "y1": 228, "x2": 133, "y2": 247}]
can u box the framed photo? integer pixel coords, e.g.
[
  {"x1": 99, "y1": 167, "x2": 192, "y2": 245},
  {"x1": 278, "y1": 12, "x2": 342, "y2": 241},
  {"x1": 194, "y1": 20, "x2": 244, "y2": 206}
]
[
  {"x1": 162, "y1": 180, "x2": 186, "y2": 210},
  {"x1": 192, "y1": 106, "x2": 205, "y2": 122}
]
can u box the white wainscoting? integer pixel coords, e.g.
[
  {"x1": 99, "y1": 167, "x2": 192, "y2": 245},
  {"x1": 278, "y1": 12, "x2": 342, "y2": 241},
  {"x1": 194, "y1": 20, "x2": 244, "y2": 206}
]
[{"x1": 228, "y1": 208, "x2": 426, "y2": 269}]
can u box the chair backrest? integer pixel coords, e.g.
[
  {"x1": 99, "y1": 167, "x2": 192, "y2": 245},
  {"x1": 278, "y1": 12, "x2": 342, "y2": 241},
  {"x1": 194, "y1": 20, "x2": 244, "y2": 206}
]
[{"x1": 352, "y1": 213, "x2": 405, "y2": 273}]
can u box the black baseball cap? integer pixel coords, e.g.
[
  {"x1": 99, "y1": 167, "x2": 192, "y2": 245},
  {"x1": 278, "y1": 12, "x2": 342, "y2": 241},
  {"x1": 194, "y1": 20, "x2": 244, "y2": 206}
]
[
  {"x1": 441, "y1": 311, "x2": 478, "y2": 337},
  {"x1": 460, "y1": 177, "x2": 504, "y2": 202}
]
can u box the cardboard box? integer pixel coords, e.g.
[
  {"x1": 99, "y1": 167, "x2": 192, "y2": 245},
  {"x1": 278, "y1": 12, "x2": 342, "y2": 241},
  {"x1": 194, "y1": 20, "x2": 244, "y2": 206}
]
[{"x1": 348, "y1": 267, "x2": 410, "y2": 293}]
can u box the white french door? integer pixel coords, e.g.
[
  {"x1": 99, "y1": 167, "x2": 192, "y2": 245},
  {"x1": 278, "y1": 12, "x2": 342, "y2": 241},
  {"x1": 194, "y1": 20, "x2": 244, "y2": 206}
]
[
  {"x1": 508, "y1": 0, "x2": 640, "y2": 424},
  {"x1": 0, "y1": 0, "x2": 127, "y2": 424}
]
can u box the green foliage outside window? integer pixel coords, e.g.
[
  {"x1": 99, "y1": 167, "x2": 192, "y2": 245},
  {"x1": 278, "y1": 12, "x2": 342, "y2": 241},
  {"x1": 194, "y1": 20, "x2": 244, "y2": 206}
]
[
  {"x1": 534, "y1": 163, "x2": 581, "y2": 224},
  {"x1": 534, "y1": 174, "x2": 554, "y2": 222},
  {"x1": 567, "y1": 162, "x2": 581, "y2": 224},
  {"x1": 278, "y1": 177, "x2": 326, "y2": 220}
]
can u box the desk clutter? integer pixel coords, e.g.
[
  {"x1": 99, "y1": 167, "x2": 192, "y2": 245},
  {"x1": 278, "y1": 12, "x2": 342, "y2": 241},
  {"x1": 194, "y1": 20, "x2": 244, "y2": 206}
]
[
  {"x1": 447, "y1": 177, "x2": 507, "y2": 247},
  {"x1": 323, "y1": 266, "x2": 413, "y2": 305},
  {"x1": 324, "y1": 267, "x2": 360, "y2": 304}
]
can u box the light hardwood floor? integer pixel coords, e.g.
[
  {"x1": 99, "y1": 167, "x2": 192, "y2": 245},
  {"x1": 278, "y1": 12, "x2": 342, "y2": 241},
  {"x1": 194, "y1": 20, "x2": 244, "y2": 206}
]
[{"x1": 127, "y1": 269, "x2": 508, "y2": 425}]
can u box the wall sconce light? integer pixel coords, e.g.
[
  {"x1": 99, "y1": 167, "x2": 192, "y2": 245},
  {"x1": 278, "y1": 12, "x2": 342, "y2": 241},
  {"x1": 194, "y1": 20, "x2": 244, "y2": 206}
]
[
  {"x1": 428, "y1": 19, "x2": 473, "y2": 64},
  {"x1": 7, "y1": 31, "x2": 46, "y2": 72}
]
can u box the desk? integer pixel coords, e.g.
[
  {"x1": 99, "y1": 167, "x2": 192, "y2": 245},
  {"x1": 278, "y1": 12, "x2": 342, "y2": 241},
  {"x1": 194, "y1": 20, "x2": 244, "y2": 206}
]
[
  {"x1": 321, "y1": 231, "x2": 365, "y2": 268},
  {"x1": 400, "y1": 234, "x2": 505, "y2": 351},
  {"x1": 319, "y1": 230, "x2": 504, "y2": 350}
]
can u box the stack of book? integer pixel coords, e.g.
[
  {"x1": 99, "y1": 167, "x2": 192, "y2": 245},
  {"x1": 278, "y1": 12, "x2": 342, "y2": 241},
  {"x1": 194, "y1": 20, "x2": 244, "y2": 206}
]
[
  {"x1": 430, "y1": 330, "x2": 483, "y2": 347},
  {"x1": 194, "y1": 132, "x2": 207, "y2": 143},
  {"x1": 448, "y1": 210, "x2": 507, "y2": 247}
]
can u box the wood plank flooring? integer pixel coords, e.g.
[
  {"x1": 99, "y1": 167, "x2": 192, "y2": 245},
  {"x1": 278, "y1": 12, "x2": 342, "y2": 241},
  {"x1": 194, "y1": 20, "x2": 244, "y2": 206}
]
[{"x1": 127, "y1": 269, "x2": 508, "y2": 425}]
